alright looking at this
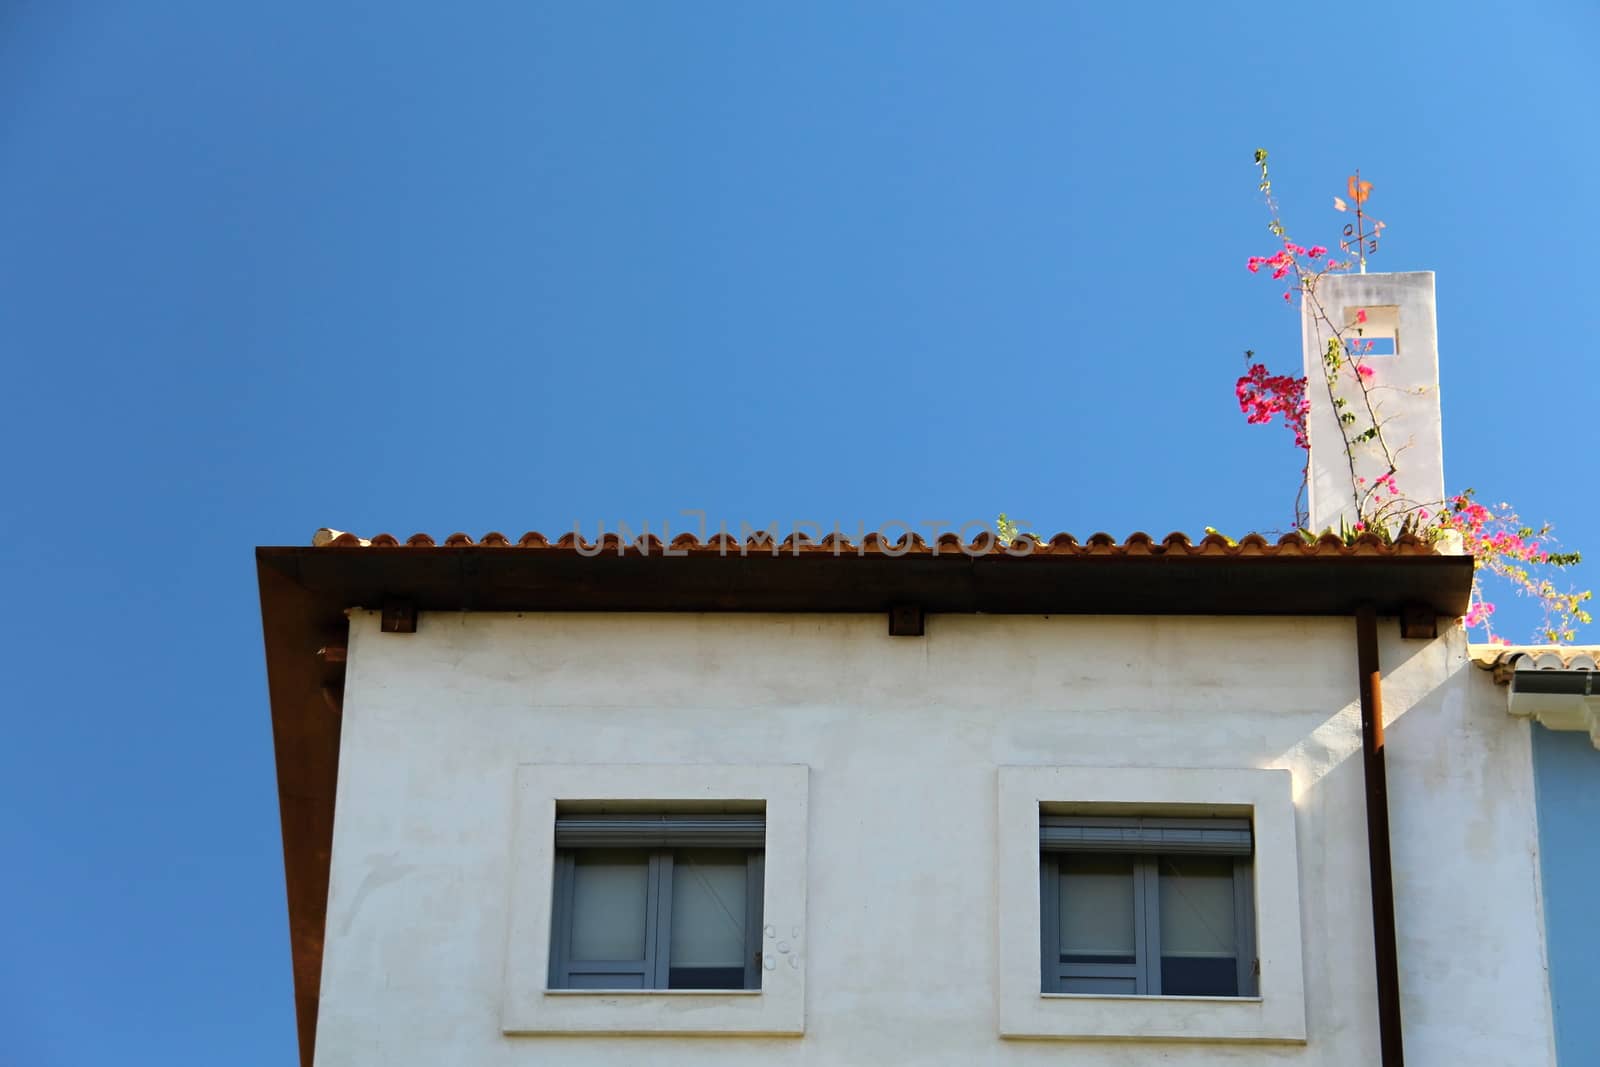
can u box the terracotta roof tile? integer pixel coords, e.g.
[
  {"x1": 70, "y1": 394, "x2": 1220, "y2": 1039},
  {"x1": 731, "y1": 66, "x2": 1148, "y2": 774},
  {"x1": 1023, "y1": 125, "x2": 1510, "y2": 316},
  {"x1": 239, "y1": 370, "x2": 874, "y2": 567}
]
[
  {"x1": 310, "y1": 527, "x2": 1442, "y2": 559},
  {"x1": 1471, "y1": 646, "x2": 1600, "y2": 683}
]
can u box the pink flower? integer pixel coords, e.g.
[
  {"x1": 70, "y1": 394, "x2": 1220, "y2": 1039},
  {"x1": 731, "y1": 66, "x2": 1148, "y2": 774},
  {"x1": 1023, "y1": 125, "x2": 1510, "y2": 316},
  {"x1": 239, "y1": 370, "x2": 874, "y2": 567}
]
[
  {"x1": 1282, "y1": 291, "x2": 1292, "y2": 302},
  {"x1": 1357, "y1": 364, "x2": 1375, "y2": 379},
  {"x1": 1355, "y1": 308, "x2": 1368, "y2": 324},
  {"x1": 1307, "y1": 245, "x2": 1328, "y2": 258},
  {"x1": 1235, "y1": 363, "x2": 1309, "y2": 448}
]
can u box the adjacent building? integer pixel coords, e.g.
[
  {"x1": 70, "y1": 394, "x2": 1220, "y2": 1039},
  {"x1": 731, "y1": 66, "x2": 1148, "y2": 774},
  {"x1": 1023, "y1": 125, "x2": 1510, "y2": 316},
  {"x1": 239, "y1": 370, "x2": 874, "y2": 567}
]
[{"x1": 1476, "y1": 645, "x2": 1600, "y2": 1063}]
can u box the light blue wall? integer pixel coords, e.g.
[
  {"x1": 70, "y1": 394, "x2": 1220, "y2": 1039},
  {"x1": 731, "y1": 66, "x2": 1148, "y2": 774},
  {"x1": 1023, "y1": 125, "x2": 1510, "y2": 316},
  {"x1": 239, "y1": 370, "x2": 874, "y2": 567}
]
[{"x1": 1533, "y1": 725, "x2": 1600, "y2": 1065}]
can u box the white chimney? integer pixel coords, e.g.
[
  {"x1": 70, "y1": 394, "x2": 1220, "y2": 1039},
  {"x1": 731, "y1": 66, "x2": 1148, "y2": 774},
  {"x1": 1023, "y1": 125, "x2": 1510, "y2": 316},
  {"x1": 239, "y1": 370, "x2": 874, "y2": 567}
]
[{"x1": 1301, "y1": 271, "x2": 1444, "y2": 533}]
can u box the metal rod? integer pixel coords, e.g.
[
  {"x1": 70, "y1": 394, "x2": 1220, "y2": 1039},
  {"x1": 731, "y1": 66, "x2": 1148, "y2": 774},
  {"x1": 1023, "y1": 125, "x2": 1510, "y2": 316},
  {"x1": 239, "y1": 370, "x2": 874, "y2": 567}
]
[
  {"x1": 1356, "y1": 604, "x2": 1404, "y2": 1065},
  {"x1": 1355, "y1": 167, "x2": 1367, "y2": 273}
]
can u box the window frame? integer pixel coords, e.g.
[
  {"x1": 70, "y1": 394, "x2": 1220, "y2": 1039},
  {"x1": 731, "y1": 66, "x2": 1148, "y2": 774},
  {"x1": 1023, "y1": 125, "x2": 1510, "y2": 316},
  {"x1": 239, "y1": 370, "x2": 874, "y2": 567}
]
[
  {"x1": 996, "y1": 765, "x2": 1306, "y2": 1044},
  {"x1": 502, "y1": 763, "x2": 808, "y2": 1037},
  {"x1": 548, "y1": 845, "x2": 766, "y2": 991},
  {"x1": 1040, "y1": 843, "x2": 1257, "y2": 997}
]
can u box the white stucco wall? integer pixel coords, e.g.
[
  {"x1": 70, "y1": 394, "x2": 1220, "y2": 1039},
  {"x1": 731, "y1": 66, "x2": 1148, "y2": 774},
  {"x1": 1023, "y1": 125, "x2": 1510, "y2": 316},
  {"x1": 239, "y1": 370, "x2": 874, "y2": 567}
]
[{"x1": 314, "y1": 612, "x2": 1553, "y2": 1066}]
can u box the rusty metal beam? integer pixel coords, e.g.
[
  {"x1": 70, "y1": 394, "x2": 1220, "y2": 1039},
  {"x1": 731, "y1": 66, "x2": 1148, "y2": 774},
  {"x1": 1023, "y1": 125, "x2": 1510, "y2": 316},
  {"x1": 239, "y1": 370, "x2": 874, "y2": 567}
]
[{"x1": 1356, "y1": 604, "x2": 1405, "y2": 1066}]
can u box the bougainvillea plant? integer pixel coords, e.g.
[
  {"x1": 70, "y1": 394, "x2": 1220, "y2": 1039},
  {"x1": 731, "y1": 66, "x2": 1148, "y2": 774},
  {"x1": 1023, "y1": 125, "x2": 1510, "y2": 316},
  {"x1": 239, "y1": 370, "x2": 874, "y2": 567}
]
[{"x1": 1238, "y1": 149, "x2": 1589, "y2": 644}]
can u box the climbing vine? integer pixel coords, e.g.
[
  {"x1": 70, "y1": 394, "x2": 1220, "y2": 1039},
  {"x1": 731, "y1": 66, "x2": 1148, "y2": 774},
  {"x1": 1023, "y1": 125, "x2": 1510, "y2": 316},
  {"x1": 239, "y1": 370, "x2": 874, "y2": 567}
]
[{"x1": 1238, "y1": 150, "x2": 1589, "y2": 644}]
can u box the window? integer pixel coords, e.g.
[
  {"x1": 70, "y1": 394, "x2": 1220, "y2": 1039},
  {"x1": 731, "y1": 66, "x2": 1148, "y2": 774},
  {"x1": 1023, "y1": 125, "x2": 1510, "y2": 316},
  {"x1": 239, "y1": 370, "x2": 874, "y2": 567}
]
[
  {"x1": 996, "y1": 765, "x2": 1304, "y2": 1043},
  {"x1": 548, "y1": 813, "x2": 765, "y2": 991},
  {"x1": 1040, "y1": 816, "x2": 1256, "y2": 997},
  {"x1": 504, "y1": 762, "x2": 806, "y2": 1036}
]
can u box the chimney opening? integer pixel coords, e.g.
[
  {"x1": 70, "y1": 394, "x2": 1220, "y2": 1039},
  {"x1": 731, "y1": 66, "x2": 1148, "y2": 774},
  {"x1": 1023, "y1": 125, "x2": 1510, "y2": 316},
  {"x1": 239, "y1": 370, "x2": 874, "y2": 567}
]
[
  {"x1": 1346, "y1": 336, "x2": 1397, "y2": 357},
  {"x1": 1343, "y1": 304, "x2": 1400, "y2": 358}
]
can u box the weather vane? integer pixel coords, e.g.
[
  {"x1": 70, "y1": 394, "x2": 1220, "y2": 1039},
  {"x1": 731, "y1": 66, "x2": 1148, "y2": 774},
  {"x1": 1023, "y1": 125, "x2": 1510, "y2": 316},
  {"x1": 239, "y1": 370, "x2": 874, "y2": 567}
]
[{"x1": 1333, "y1": 170, "x2": 1384, "y2": 273}]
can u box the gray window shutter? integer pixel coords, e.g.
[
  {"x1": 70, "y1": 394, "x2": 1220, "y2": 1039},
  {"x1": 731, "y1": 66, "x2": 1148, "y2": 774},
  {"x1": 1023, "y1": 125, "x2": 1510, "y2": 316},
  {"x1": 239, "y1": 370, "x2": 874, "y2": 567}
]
[
  {"x1": 1040, "y1": 816, "x2": 1252, "y2": 856},
  {"x1": 554, "y1": 813, "x2": 765, "y2": 849},
  {"x1": 1040, "y1": 818, "x2": 1258, "y2": 998},
  {"x1": 1041, "y1": 854, "x2": 1152, "y2": 994},
  {"x1": 549, "y1": 851, "x2": 664, "y2": 990},
  {"x1": 549, "y1": 821, "x2": 767, "y2": 992}
]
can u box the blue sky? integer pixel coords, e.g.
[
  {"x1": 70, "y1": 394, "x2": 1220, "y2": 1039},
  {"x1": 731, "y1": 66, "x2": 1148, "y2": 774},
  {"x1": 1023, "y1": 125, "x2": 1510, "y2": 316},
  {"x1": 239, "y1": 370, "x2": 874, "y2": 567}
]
[{"x1": 3, "y1": 4, "x2": 1597, "y2": 1063}]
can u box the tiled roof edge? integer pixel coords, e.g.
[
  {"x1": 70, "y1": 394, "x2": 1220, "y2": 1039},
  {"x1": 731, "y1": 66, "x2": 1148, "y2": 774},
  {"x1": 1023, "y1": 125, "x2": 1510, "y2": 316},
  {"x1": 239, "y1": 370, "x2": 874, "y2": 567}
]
[
  {"x1": 1470, "y1": 645, "x2": 1600, "y2": 683},
  {"x1": 310, "y1": 527, "x2": 1442, "y2": 558}
]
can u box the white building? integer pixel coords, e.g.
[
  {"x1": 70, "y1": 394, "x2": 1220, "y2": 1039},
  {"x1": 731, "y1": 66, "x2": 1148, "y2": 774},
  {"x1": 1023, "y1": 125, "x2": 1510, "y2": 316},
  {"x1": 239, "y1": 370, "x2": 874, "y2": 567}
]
[{"x1": 256, "y1": 272, "x2": 1562, "y2": 1065}]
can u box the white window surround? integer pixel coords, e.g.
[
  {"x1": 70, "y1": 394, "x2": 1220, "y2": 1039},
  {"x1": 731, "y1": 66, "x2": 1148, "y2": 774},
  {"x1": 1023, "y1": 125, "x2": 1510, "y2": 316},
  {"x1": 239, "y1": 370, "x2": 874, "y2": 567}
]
[
  {"x1": 997, "y1": 765, "x2": 1306, "y2": 1044},
  {"x1": 502, "y1": 763, "x2": 808, "y2": 1036}
]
